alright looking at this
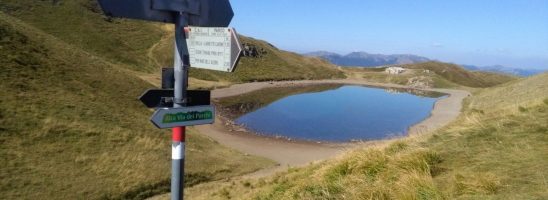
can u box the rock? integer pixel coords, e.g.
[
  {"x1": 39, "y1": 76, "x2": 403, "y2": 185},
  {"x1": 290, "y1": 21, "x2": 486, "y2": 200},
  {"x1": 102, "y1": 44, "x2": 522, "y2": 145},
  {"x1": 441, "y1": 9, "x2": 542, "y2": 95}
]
[
  {"x1": 407, "y1": 76, "x2": 433, "y2": 88},
  {"x1": 241, "y1": 43, "x2": 266, "y2": 58}
]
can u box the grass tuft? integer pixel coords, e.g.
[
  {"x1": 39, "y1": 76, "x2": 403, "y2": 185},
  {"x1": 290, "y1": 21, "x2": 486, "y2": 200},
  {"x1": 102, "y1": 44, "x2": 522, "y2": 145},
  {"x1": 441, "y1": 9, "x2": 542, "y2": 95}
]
[
  {"x1": 385, "y1": 140, "x2": 409, "y2": 154},
  {"x1": 452, "y1": 173, "x2": 501, "y2": 195},
  {"x1": 187, "y1": 73, "x2": 548, "y2": 199}
]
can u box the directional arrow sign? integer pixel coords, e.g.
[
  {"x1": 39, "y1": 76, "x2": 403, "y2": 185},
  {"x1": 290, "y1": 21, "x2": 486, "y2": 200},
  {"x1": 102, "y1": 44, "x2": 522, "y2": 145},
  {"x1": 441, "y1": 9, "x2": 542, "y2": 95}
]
[
  {"x1": 187, "y1": 0, "x2": 234, "y2": 27},
  {"x1": 97, "y1": 0, "x2": 234, "y2": 27},
  {"x1": 139, "y1": 89, "x2": 211, "y2": 108},
  {"x1": 151, "y1": 105, "x2": 215, "y2": 129},
  {"x1": 186, "y1": 27, "x2": 242, "y2": 72}
]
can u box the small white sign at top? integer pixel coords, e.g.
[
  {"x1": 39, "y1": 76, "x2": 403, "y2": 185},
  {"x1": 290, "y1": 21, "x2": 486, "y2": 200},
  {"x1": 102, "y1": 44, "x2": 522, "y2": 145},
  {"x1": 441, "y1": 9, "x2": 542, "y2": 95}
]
[{"x1": 185, "y1": 27, "x2": 242, "y2": 72}]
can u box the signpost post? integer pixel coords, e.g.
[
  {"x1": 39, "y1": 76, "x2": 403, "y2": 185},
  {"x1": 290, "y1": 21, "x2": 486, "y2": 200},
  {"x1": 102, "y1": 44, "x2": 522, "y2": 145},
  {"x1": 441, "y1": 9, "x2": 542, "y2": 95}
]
[
  {"x1": 96, "y1": 1, "x2": 241, "y2": 199},
  {"x1": 171, "y1": 19, "x2": 189, "y2": 198}
]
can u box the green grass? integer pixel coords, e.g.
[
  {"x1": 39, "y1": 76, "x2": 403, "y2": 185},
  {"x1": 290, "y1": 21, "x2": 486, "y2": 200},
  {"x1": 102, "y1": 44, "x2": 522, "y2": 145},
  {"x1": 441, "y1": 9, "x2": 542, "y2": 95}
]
[
  {"x1": 0, "y1": 12, "x2": 273, "y2": 199},
  {"x1": 0, "y1": 1, "x2": 539, "y2": 199},
  {"x1": 186, "y1": 73, "x2": 548, "y2": 199},
  {"x1": 1, "y1": 0, "x2": 514, "y2": 90},
  {"x1": 403, "y1": 62, "x2": 517, "y2": 88},
  {"x1": 466, "y1": 73, "x2": 548, "y2": 112},
  {"x1": 427, "y1": 103, "x2": 548, "y2": 199},
  {"x1": 345, "y1": 62, "x2": 516, "y2": 89},
  {"x1": 0, "y1": 0, "x2": 164, "y2": 72},
  {"x1": 252, "y1": 147, "x2": 445, "y2": 200},
  {"x1": 0, "y1": 0, "x2": 346, "y2": 82}
]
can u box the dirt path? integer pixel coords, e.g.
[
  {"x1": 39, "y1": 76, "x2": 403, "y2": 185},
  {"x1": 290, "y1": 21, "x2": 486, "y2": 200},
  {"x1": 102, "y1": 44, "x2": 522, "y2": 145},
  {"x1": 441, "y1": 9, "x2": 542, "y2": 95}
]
[
  {"x1": 195, "y1": 120, "x2": 350, "y2": 177},
  {"x1": 197, "y1": 79, "x2": 470, "y2": 176},
  {"x1": 146, "y1": 24, "x2": 173, "y2": 69}
]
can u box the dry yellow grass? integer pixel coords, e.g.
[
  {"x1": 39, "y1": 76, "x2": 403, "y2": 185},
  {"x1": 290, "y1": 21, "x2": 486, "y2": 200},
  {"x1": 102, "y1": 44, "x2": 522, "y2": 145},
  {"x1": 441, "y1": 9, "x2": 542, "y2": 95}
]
[
  {"x1": 0, "y1": 11, "x2": 274, "y2": 199},
  {"x1": 341, "y1": 62, "x2": 517, "y2": 90},
  {"x1": 467, "y1": 73, "x2": 548, "y2": 112},
  {"x1": 185, "y1": 73, "x2": 547, "y2": 200}
]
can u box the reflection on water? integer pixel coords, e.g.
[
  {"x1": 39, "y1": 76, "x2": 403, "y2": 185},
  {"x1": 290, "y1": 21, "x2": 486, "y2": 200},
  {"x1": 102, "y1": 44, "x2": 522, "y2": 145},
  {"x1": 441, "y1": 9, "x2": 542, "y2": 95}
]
[
  {"x1": 233, "y1": 85, "x2": 446, "y2": 142},
  {"x1": 383, "y1": 87, "x2": 446, "y2": 98}
]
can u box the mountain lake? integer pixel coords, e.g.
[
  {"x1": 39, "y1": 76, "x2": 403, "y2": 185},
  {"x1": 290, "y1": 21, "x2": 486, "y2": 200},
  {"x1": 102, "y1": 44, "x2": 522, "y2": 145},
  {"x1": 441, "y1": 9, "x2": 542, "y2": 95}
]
[{"x1": 219, "y1": 85, "x2": 447, "y2": 142}]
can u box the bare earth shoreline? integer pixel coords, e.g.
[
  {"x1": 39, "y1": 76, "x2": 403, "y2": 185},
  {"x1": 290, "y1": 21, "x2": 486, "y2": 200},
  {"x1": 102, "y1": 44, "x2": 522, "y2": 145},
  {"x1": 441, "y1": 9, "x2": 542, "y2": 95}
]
[
  {"x1": 195, "y1": 79, "x2": 471, "y2": 177},
  {"x1": 148, "y1": 79, "x2": 470, "y2": 199}
]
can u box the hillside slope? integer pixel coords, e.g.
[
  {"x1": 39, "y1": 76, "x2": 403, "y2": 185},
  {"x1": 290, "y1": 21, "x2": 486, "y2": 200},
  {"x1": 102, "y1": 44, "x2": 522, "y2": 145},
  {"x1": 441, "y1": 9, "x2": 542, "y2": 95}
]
[
  {"x1": 467, "y1": 73, "x2": 548, "y2": 111},
  {"x1": 403, "y1": 62, "x2": 516, "y2": 88},
  {"x1": 151, "y1": 33, "x2": 346, "y2": 82},
  {"x1": 0, "y1": 0, "x2": 344, "y2": 83},
  {"x1": 0, "y1": 0, "x2": 163, "y2": 72},
  {"x1": 343, "y1": 61, "x2": 516, "y2": 89},
  {"x1": 0, "y1": 13, "x2": 273, "y2": 199},
  {"x1": 187, "y1": 73, "x2": 548, "y2": 199}
]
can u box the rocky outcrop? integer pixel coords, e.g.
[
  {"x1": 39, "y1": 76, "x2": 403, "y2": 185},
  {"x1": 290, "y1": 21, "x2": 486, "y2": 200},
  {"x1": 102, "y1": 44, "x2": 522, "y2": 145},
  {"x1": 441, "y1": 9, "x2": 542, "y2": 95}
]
[
  {"x1": 241, "y1": 43, "x2": 267, "y2": 58},
  {"x1": 407, "y1": 76, "x2": 433, "y2": 88}
]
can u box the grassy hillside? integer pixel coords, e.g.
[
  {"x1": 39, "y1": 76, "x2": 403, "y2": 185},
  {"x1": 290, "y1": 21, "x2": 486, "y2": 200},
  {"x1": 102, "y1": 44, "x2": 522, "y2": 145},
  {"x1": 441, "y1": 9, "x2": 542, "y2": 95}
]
[
  {"x1": 0, "y1": 1, "x2": 533, "y2": 199},
  {"x1": 344, "y1": 67, "x2": 460, "y2": 88},
  {"x1": 343, "y1": 61, "x2": 516, "y2": 89},
  {"x1": 425, "y1": 73, "x2": 548, "y2": 199},
  {"x1": 1, "y1": 1, "x2": 514, "y2": 90},
  {"x1": 152, "y1": 33, "x2": 346, "y2": 82},
  {"x1": 403, "y1": 62, "x2": 516, "y2": 88},
  {"x1": 0, "y1": 2, "x2": 345, "y2": 197},
  {"x1": 0, "y1": 0, "x2": 163, "y2": 72},
  {"x1": 186, "y1": 73, "x2": 548, "y2": 199},
  {"x1": 466, "y1": 73, "x2": 548, "y2": 112},
  {"x1": 0, "y1": 0, "x2": 345, "y2": 83},
  {"x1": 0, "y1": 12, "x2": 274, "y2": 199}
]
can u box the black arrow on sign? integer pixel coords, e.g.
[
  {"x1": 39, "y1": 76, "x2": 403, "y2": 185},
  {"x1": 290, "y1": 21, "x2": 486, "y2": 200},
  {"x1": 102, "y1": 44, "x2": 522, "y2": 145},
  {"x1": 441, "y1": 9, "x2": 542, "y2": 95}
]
[{"x1": 139, "y1": 89, "x2": 210, "y2": 108}]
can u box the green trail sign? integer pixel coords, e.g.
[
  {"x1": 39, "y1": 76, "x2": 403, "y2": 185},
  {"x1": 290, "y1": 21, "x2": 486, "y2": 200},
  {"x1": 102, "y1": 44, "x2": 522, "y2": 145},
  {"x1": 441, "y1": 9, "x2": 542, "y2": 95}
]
[
  {"x1": 162, "y1": 110, "x2": 213, "y2": 123},
  {"x1": 151, "y1": 105, "x2": 215, "y2": 129}
]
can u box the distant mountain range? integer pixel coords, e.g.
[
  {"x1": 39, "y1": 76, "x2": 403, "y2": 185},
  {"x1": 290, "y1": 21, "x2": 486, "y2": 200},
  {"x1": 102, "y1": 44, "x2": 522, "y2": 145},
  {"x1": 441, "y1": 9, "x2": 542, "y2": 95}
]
[
  {"x1": 461, "y1": 64, "x2": 545, "y2": 77},
  {"x1": 305, "y1": 51, "x2": 545, "y2": 77},
  {"x1": 304, "y1": 51, "x2": 430, "y2": 67}
]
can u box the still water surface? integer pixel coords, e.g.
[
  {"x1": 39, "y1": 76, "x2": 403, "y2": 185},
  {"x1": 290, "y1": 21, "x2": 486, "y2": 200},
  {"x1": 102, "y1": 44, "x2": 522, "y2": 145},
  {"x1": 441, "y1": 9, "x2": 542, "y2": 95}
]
[{"x1": 235, "y1": 85, "x2": 446, "y2": 142}]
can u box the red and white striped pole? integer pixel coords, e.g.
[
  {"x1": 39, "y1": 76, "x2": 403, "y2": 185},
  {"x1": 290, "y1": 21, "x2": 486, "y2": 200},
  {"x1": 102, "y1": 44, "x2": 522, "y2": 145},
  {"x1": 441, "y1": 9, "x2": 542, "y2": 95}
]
[{"x1": 171, "y1": 126, "x2": 185, "y2": 199}]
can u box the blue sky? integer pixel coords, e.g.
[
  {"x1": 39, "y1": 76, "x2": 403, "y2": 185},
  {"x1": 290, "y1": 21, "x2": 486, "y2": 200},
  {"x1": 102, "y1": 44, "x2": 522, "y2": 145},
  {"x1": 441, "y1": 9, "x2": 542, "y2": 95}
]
[{"x1": 229, "y1": 0, "x2": 548, "y2": 69}]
